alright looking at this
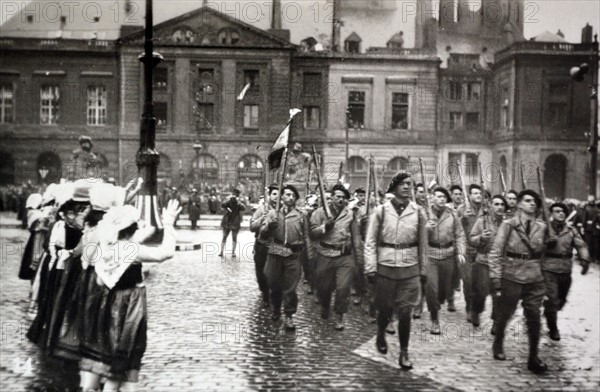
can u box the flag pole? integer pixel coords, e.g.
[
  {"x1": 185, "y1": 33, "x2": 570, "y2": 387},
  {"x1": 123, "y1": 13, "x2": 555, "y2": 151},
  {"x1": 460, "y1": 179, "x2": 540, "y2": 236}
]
[{"x1": 275, "y1": 109, "x2": 301, "y2": 213}]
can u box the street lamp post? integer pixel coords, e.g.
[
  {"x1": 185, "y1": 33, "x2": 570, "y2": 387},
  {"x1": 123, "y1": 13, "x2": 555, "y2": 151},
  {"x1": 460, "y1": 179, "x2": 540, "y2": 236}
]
[
  {"x1": 571, "y1": 35, "x2": 599, "y2": 198},
  {"x1": 136, "y1": 0, "x2": 164, "y2": 241},
  {"x1": 345, "y1": 107, "x2": 350, "y2": 183}
]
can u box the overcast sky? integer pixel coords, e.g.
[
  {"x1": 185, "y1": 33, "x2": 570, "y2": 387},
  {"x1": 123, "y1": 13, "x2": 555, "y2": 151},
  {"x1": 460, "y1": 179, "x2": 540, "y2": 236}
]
[{"x1": 1, "y1": 0, "x2": 598, "y2": 44}]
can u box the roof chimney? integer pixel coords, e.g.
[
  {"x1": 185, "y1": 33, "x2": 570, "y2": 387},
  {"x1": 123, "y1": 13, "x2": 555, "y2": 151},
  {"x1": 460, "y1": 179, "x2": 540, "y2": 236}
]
[
  {"x1": 582, "y1": 23, "x2": 593, "y2": 43},
  {"x1": 272, "y1": 0, "x2": 281, "y2": 30},
  {"x1": 556, "y1": 29, "x2": 564, "y2": 39},
  {"x1": 331, "y1": 0, "x2": 342, "y2": 52}
]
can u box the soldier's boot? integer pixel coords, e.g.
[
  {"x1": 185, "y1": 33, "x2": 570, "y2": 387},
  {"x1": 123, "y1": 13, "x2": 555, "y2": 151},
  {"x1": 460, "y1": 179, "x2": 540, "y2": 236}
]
[
  {"x1": 398, "y1": 310, "x2": 413, "y2": 369},
  {"x1": 527, "y1": 323, "x2": 548, "y2": 374},
  {"x1": 284, "y1": 316, "x2": 296, "y2": 331},
  {"x1": 545, "y1": 312, "x2": 561, "y2": 341},
  {"x1": 231, "y1": 242, "x2": 237, "y2": 258},
  {"x1": 492, "y1": 327, "x2": 506, "y2": 360},
  {"x1": 218, "y1": 242, "x2": 225, "y2": 257},
  {"x1": 430, "y1": 311, "x2": 441, "y2": 335},
  {"x1": 447, "y1": 295, "x2": 456, "y2": 312},
  {"x1": 376, "y1": 312, "x2": 389, "y2": 354},
  {"x1": 471, "y1": 311, "x2": 481, "y2": 327},
  {"x1": 399, "y1": 349, "x2": 413, "y2": 370},
  {"x1": 466, "y1": 302, "x2": 472, "y2": 323},
  {"x1": 334, "y1": 313, "x2": 345, "y2": 331}
]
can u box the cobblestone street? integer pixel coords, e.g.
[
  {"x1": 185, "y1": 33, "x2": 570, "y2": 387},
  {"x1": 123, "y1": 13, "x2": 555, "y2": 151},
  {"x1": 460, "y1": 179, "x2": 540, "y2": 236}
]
[{"x1": 1, "y1": 225, "x2": 599, "y2": 391}]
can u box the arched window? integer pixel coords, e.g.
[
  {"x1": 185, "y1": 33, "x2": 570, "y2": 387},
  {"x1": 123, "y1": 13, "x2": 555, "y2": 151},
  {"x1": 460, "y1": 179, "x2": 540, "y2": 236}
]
[
  {"x1": 387, "y1": 156, "x2": 409, "y2": 173},
  {"x1": 544, "y1": 154, "x2": 567, "y2": 199},
  {"x1": 36, "y1": 151, "x2": 62, "y2": 184},
  {"x1": 345, "y1": 32, "x2": 361, "y2": 53},
  {"x1": 348, "y1": 156, "x2": 367, "y2": 174},
  {"x1": 193, "y1": 153, "x2": 219, "y2": 179},
  {"x1": 237, "y1": 154, "x2": 263, "y2": 181}
]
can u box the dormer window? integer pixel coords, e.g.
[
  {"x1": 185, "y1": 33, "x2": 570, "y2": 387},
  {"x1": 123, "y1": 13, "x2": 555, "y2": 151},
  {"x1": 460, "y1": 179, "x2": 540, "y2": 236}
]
[
  {"x1": 27, "y1": 15, "x2": 34, "y2": 23},
  {"x1": 218, "y1": 28, "x2": 240, "y2": 45},
  {"x1": 387, "y1": 32, "x2": 404, "y2": 49},
  {"x1": 345, "y1": 32, "x2": 361, "y2": 53}
]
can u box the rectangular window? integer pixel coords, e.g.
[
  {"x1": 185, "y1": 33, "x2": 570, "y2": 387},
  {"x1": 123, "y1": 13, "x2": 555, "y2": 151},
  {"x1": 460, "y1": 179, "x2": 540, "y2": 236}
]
[
  {"x1": 154, "y1": 67, "x2": 168, "y2": 90},
  {"x1": 155, "y1": 101, "x2": 168, "y2": 128},
  {"x1": 303, "y1": 73, "x2": 321, "y2": 97},
  {"x1": 501, "y1": 98, "x2": 509, "y2": 127},
  {"x1": 198, "y1": 68, "x2": 215, "y2": 98},
  {"x1": 467, "y1": 82, "x2": 481, "y2": 101},
  {"x1": 391, "y1": 93, "x2": 409, "y2": 129},
  {"x1": 548, "y1": 82, "x2": 568, "y2": 127},
  {"x1": 196, "y1": 103, "x2": 214, "y2": 133},
  {"x1": 87, "y1": 85, "x2": 107, "y2": 126},
  {"x1": 466, "y1": 112, "x2": 479, "y2": 129},
  {"x1": 465, "y1": 153, "x2": 479, "y2": 178},
  {"x1": 244, "y1": 104, "x2": 259, "y2": 128},
  {"x1": 449, "y1": 81, "x2": 462, "y2": 101},
  {"x1": 40, "y1": 85, "x2": 60, "y2": 125},
  {"x1": 347, "y1": 91, "x2": 365, "y2": 129},
  {"x1": 303, "y1": 106, "x2": 320, "y2": 129},
  {"x1": 243, "y1": 70, "x2": 260, "y2": 94},
  {"x1": 345, "y1": 41, "x2": 360, "y2": 53},
  {"x1": 0, "y1": 84, "x2": 14, "y2": 124},
  {"x1": 449, "y1": 112, "x2": 463, "y2": 130}
]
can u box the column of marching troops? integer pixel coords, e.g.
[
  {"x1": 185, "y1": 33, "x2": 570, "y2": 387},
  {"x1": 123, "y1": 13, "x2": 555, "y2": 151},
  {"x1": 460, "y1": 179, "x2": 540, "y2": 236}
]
[
  {"x1": 15, "y1": 170, "x2": 596, "y2": 390},
  {"x1": 249, "y1": 169, "x2": 593, "y2": 373}
]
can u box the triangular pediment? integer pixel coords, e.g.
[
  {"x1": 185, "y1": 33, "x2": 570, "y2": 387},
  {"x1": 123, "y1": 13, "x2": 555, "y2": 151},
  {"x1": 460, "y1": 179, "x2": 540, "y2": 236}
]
[{"x1": 122, "y1": 6, "x2": 293, "y2": 49}]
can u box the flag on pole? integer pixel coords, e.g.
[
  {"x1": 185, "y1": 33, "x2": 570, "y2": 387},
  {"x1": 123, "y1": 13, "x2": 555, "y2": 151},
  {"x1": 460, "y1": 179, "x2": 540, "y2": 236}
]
[
  {"x1": 237, "y1": 83, "x2": 251, "y2": 101},
  {"x1": 268, "y1": 109, "x2": 301, "y2": 170}
]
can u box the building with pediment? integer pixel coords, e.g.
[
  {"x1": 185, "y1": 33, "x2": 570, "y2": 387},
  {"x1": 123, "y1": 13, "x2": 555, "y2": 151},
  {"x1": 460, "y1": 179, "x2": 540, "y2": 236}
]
[{"x1": 0, "y1": 0, "x2": 597, "y2": 198}]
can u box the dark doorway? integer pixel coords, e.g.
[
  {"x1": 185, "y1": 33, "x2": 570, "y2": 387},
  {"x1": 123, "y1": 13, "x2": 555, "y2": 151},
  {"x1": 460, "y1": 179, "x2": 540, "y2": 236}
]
[
  {"x1": 0, "y1": 152, "x2": 15, "y2": 185},
  {"x1": 543, "y1": 154, "x2": 567, "y2": 199},
  {"x1": 36, "y1": 152, "x2": 62, "y2": 184}
]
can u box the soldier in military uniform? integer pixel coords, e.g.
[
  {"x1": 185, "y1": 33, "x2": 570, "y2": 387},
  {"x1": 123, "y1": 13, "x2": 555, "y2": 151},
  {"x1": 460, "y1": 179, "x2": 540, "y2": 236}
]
[
  {"x1": 364, "y1": 172, "x2": 429, "y2": 370},
  {"x1": 488, "y1": 190, "x2": 548, "y2": 374},
  {"x1": 351, "y1": 187, "x2": 367, "y2": 305},
  {"x1": 72, "y1": 135, "x2": 101, "y2": 180},
  {"x1": 456, "y1": 184, "x2": 484, "y2": 322},
  {"x1": 468, "y1": 194, "x2": 507, "y2": 328},
  {"x1": 504, "y1": 190, "x2": 518, "y2": 219},
  {"x1": 249, "y1": 184, "x2": 279, "y2": 307},
  {"x1": 260, "y1": 185, "x2": 310, "y2": 330},
  {"x1": 423, "y1": 187, "x2": 466, "y2": 334},
  {"x1": 449, "y1": 185, "x2": 463, "y2": 211},
  {"x1": 310, "y1": 184, "x2": 362, "y2": 330},
  {"x1": 542, "y1": 202, "x2": 590, "y2": 341}
]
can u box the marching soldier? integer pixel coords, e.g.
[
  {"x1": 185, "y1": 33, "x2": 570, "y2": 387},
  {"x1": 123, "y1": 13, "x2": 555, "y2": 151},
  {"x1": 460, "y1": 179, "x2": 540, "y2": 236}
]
[
  {"x1": 260, "y1": 185, "x2": 310, "y2": 330},
  {"x1": 365, "y1": 172, "x2": 429, "y2": 370},
  {"x1": 449, "y1": 185, "x2": 463, "y2": 211},
  {"x1": 505, "y1": 190, "x2": 518, "y2": 219},
  {"x1": 301, "y1": 194, "x2": 319, "y2": 295},
  {"x1": 219, "y1": 189, "x2": 245, "y2": 258},
  {"x1": 456, "y1": 184, "x2": 484, "y2": 322},
  {"x1": 310, "y1": 184, "x2": 362, "y2": 331},
  {"x1": 249, "y1": 184, "x2": 279, "y2": 307},
  {"x1": 423, "y1": 187, "x2": 466, "y2": 334},
  {"x1": 468, "y1": 194, "x2": 507, "y2": 328},
  {"x1": 488, "y1": 190, "x2": 548, "y2": 374},
  {"x1": 351, "y1": 187, "x2": 367, "y2": 305},
  {"x1": 542, "y1": 202, "x2": 590, "y2": 341}
]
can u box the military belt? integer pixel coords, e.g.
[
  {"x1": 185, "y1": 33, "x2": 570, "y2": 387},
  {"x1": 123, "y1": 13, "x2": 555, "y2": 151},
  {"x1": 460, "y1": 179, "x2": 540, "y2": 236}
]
[
  {"x1": 380, "y1": 242, "x2": 418, "y2": 250},
  {"x1": 545, "y1": 253, "x2": 572, "y2": 259},
  {"x1": 507, "y1": 251, "x2": 541, "y2": 260},
  {"x1": 428, "y1": 242, "x2": 454, "y2": 249}
]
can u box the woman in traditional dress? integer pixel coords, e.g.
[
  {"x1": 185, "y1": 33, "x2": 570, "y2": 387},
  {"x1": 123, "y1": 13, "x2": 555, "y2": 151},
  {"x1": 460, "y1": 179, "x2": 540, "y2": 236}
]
[{"x1": 79, "y1": 199, "x2": 180, "y2": 391}]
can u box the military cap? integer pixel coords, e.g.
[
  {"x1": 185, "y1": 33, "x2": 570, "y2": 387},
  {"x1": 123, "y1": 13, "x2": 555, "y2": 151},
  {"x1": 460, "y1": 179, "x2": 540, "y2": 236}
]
[
  {"x1": 433, "y1": 187, "x2": 451, "y2": 202},
  {"x1": 386, "y1": 172, "x2": 411, "y2": 194},
  {"x1": 282, "y1": 184, "x2": 299, "y2": 199},
  {"x1": 331, "y1": 183, "x2": 351, "y2": 199}
]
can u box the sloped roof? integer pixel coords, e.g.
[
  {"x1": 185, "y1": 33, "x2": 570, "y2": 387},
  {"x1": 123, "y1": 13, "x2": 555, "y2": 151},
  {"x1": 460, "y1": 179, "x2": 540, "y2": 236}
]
[
  {"x1": 530, "y1": 30, "x2": 568, "y2": 43},
  {"x1": 120, "y1": 5, "x2": 293, "y2": 48},
  {"x1": 0, "y1": 0, "x2": 143, "y2": 40},
  {"x1": 345, "y1": 32, "x2": 362, "y2": 42}
]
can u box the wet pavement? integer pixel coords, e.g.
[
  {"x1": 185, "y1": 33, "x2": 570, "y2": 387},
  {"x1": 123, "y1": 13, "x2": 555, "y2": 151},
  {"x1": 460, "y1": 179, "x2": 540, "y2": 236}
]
[{"x1": 1, "y1": 225, "x2": 599, "y2": 391}]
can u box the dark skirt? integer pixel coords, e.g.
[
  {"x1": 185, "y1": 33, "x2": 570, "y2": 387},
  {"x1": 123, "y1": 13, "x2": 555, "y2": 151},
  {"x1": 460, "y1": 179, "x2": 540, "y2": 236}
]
[
  {"x1": 18, "y1": 232, "x2": 36, "y2": 280},
  {"x1": 51, "y1": 262, "x2": 91, "y2": 361},
  {"x1": 46, "y1": 256, "x2": 83, "y2": 357},
  {"x1": 27, "y1": 253, "x2": 62, "y2": 347},
  {"x1": 79, "y1": 283, "x2": 147, "y2": 381}
]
